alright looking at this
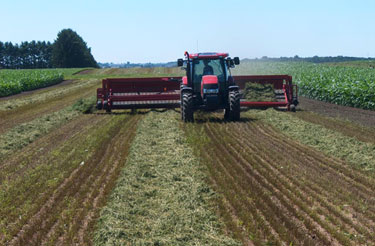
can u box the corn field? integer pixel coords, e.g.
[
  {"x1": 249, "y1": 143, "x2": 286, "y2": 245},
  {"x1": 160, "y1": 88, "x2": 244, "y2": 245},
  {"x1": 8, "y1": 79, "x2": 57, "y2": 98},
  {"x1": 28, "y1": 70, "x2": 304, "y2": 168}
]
[{"x1": 0, "y1": 69, "x2": 63, "y2": 97}]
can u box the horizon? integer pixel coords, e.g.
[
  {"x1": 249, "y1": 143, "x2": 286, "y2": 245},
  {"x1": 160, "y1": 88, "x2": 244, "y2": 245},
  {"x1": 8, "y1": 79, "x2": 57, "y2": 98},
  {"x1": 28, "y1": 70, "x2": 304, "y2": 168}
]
[
  {"x1": 1, "y1": 0, "x2": 374, "y2": 63},
  {"x1": 98, "y1": 55, "x2": 375, "y2": 65}
]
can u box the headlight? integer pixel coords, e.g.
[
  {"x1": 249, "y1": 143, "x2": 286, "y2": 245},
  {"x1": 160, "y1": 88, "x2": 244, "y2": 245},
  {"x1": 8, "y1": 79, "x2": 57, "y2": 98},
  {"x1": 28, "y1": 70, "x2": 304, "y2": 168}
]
[{"x1": 203, "y1": 88, "x2": 219, "y2": 94}]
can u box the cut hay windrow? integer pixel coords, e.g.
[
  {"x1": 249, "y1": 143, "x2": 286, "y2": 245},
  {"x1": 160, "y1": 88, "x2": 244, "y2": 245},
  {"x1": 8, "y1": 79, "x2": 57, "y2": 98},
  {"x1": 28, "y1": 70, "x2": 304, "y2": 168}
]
[
  {"x1": 248, "y1": 109, "x2": 375, "y2": 172},
  {"x1": 0, "y1": 96, "x2": 96, "y2": 161},
  {"x1": 93, "y1": 111, "x2": 239, "y2": 246}
]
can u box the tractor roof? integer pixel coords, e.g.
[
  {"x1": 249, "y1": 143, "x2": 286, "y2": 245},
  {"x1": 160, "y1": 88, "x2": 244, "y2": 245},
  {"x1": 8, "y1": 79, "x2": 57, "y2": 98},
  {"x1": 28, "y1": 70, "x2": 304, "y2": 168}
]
[{"x1": 188, "y1": 52, "x2": 229, "y2": 59}]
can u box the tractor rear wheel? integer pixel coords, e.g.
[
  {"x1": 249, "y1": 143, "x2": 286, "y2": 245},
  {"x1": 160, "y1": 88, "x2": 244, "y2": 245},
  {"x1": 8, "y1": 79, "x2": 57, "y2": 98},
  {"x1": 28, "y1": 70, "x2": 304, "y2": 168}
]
[
  {"x1": 182, "y1": 92, "x2": 194, "y2": 122},
  {"x1": 227, "y1": 90, "x2": 240, "y2": 121}
]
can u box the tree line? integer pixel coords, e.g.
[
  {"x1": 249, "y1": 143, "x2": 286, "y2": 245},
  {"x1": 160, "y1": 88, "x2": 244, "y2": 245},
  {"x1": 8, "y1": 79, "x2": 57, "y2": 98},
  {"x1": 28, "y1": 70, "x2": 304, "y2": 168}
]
[
  {"x1": 0, "y1": 41, "x2": 52, "y2": 69},
  {"x1": 0, "y1": 29, "x2": 98, "y2": 69}
]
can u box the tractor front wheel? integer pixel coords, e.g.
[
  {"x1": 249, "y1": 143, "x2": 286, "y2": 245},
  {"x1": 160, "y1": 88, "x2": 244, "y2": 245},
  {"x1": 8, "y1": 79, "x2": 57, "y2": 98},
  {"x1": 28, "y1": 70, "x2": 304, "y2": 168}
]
[
  {"x1": 224, "y1": 107, "x2": 230, "y2": 120},
  {"x1": 181, "y1": 92, "x2": 194, "y2": 122},
  {"x1": 226, "y1": 90, "x2": 240, "y2": 121}
]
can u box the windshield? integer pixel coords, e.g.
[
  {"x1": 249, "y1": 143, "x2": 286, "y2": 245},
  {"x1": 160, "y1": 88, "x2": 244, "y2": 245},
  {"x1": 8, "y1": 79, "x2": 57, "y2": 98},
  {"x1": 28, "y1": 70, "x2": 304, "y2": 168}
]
[{"x1": 192, "y1": 59, "x2": 225, "y2": 83}]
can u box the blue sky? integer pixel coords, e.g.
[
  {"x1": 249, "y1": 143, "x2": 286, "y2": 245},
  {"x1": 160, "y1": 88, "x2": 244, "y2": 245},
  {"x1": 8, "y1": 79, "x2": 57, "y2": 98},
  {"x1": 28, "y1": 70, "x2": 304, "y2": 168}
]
[{"x1": 1, "y1": 0, "x2": 374, "y2": 63}]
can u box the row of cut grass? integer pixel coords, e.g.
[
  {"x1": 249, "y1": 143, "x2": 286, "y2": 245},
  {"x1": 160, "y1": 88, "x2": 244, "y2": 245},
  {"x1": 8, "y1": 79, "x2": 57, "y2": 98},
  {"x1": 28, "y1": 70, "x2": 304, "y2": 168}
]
[
  {"x1": 0, "y1": 96, "x2": 96, "y2": 161},
  {"x1": 93, "y1": 111, "x2": 239, "y2": 246},
  {"x1": 246, "y1": 109, "x2": 375, "y2": 173}
]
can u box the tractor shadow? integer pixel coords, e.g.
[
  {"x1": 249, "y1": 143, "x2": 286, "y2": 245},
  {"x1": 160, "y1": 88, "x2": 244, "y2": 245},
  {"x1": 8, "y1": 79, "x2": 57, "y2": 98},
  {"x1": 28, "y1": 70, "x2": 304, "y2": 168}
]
[
  {"x1": 92, "y1": 108, "x2": 174, "y2": 116},
  {"x1": 193, "y1": 117, "x2": 255, "y2": 124},
  {"x1": 92, "y1": 108, "x2": 257, "y2": 124},
  {"x1": 193, "y1": 110, "x2": 256, "y2": 124}
]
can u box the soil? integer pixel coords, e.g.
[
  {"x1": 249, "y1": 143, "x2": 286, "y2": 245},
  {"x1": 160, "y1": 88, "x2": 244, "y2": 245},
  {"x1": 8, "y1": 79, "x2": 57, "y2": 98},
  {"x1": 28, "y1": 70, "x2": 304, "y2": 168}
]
[
  {"x1": 75, "y1": 69, "x2": 94, "y2": 75},
  {"x1": 298, "y1": 96, "x2": 375, "y2": 128}
]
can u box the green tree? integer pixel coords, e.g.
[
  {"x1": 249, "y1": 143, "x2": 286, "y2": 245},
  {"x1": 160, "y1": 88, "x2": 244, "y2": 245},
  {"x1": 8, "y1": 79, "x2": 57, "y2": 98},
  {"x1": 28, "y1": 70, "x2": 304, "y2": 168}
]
[{"x1": 52, "y1": 29, "x2": 98, "y2": 68}]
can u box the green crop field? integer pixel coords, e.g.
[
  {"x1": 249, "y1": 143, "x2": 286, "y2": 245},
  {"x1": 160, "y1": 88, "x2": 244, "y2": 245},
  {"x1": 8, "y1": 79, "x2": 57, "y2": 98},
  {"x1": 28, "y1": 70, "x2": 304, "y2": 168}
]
[{"x1": 0, "y1": 68, "x2": 86, "y2": 97}]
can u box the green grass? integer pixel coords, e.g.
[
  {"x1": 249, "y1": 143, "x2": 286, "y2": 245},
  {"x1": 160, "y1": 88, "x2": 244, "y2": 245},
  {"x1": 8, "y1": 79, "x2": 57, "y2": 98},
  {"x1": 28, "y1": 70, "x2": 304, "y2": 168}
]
[
  {"x1": 70, "y1": 67, "x2": 184, "y2": 80},
  {"x1": 93, "y1": 111, "x2": 239, "y2": 246}
]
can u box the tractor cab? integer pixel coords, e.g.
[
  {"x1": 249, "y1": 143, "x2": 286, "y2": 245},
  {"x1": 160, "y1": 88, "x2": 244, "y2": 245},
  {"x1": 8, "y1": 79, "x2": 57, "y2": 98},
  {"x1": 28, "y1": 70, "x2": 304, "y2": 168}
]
[
  {"x1": 192, "y1": 57, "x2": 226, "y2": 96},
  {"x1": 192, "y1": 56, "x2": 227, "y2": 108},
  {"x1": 179, "y1": 53, "x2": 240, "y2": 97}
]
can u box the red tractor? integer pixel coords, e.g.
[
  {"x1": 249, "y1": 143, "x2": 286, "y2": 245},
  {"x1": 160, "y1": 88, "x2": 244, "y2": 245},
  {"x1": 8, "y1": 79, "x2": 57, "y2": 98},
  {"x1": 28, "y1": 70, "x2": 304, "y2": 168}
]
[
  {"x1": 177, "y1": 52, "x2": 241, "y2": 122},
  {"x1": 96, "y1": 52, "x2": 298, "y2": 120}
]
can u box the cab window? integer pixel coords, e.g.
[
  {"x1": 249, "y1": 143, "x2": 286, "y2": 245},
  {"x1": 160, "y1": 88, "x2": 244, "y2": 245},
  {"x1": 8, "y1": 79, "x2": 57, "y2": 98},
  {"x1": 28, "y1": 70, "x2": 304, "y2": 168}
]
[{"x1": 192, "y1": 59, "x2": 225, "y2": 83}]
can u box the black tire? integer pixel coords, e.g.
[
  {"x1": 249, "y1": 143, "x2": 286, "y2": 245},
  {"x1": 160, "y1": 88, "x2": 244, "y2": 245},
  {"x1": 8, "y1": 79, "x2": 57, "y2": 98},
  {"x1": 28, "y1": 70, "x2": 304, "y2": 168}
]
[
  {"x1": 290, "y1": 104, "x2": 296, "y2": 112},
  {"x1": 180, "y1": 96, "x2": 184, "y2": 120},
  {"x1": 181, "y1": 92, "x2": 194, "y2": 122},
  {"x1": 224, "y1": 108, "x2": 230, "y2": 120},
  {"x1": 103, "y1": 100, "x2": 111, "y2": 113},
  {"x1": 228, "y1": 90, "x2": 240, "y2": 121},
  {"x1": 96, "y1": 100, "x2": 103, "y2": 110}
]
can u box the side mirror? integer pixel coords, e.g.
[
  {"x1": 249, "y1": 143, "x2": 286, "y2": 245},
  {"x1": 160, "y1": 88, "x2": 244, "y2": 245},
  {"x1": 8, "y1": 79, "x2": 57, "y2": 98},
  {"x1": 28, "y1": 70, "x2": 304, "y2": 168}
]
[
  {"x1": 234, "y1": 57, "x2": 240, "y2": 65},
  {"x1": 177, "y1": 59, "x2": 184, "y2": 67},
  {"x1": 226, "y1": 59, "x2": 235, "y2": 68}
]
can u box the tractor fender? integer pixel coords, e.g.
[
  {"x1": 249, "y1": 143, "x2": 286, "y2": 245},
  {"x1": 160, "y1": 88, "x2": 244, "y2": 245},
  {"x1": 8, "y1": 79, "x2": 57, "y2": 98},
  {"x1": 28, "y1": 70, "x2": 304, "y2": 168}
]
[
  {"x1": 182, "y1": 76, "x2": 188, "y2": 86},
  {"x1": 228, "y1": 85, "x2": 239, "y2": 91},
  {"x1": 180, "y1": 85, "x2": 193, "y2": 93},
  {"x1": 228, "y1": 76, "x2": 235, "y2": 86}
]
